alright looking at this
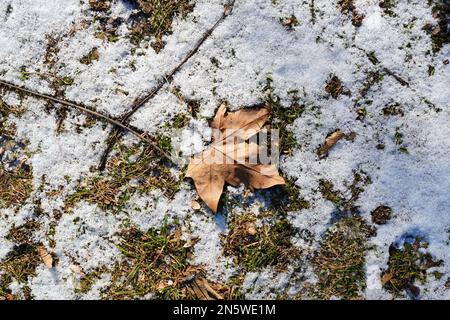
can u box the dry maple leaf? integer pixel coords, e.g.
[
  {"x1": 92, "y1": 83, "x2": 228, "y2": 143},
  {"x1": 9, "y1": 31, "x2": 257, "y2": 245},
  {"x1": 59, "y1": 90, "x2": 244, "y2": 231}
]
[
  {"x1": 186, "y1": 105, "x2": 284, "y2": 212},
  {"x1": 211, "y1": 104, "x2": 270, "y2": 141}
]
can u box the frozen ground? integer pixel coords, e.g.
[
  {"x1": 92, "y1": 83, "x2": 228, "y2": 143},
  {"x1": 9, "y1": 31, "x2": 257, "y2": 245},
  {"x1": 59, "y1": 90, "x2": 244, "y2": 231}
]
[{"x1": 0, "y1": 0, "x2": 449, "y2": 300}]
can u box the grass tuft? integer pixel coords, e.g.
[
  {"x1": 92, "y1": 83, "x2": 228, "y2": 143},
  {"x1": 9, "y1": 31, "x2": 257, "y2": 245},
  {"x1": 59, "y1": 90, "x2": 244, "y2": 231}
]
[
  {"x1": 429, "y1": 1, "x2": 450, "y2": 53},
  {"x1": 382, "y1": 237, "x2": 443, "y2": 298},
  {"x1": 264, "y1": 76, "x2": 305, "y2": 155},
  {"x1": 1, "y1": 221, "x2": 42, "y2": 300},
  {"x1": 80, "y1": 48, "x2": 100, "y2": 65},
  {"x1": 223, "y1": 213, "x2": 300, "y2": 272},
  {"x1": 0, "y1": 166, "x2": 33, "y2": 208},
  {"x1": 66, "y1": 141, "x2": 181, "y2": 212},
  {"x1": 319, "y1": 171, "x2": 371, "y2": 212},
  {"x1": 106, "y1": 220, "x2": 194, "y2": 299},
  {"x1": 129, "y1": 0, "x2": 195, "y2": 51},
  {"x1": 105, "y1": 219, "x2": 232, "y2": 300},
  {"x1": 325, "y1": 75, "x2": 351, "y2": 99},
  {"x1": 379, "y1": 0, "x2": 397, "y2": 16},
  {"x1": 312, "y1": 216, "x2": 375, "y2": 299}
]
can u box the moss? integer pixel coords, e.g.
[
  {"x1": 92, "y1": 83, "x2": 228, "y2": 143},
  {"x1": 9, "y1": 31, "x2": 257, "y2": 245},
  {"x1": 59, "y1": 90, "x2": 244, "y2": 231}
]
[
  {"x1": 210, "y1": 57, "x2": 220, "y2": 67},
  {"x1": 169, "y1": 113, "x2": 190, "y2": 129},
  {"x1": 19, "y1": 67, "x2": 29, "y2": 81},
  {"x1": 367, "y1": 51, "x2": 379, "y2": 65},
  {"x1": 382, "y1": 238, "x2": 443, "y2": 298},
  {"x1": 223, "y1": 213, "x2": 300, "y2": 272},
  {"x1": 394, "y1": 127, "x2": 408, "y2": 153},
  {"x1": 157, "y1": 135, "x2": 172, "y2": 153},
  {"x1": 319, "y1": 180, "x2": 345, "y2": 206},
  {"x1": 283, "y1": 179, "x2": 311, "y2": 211},
  {"x1": 312, "y1": 216, "x2": 375, "y2": 299}
]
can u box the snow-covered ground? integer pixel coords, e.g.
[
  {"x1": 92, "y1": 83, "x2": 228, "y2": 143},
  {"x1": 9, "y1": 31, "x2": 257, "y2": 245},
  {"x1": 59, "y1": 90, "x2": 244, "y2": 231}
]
[{"x1": 0, "y1": 0, "x2": 449, "y2": 300}]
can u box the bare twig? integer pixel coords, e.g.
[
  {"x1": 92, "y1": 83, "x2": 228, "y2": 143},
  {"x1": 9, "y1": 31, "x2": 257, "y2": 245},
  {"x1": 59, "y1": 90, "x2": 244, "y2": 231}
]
[
  {"x1": 382, "y1": 67, "x2": 410, "y2": 87},
  {"x1": 0, "y1": 79, "x2": 173, "y2": 162},
  {"x1": 310, "y1": 0, "x2": 316, "y2": 24},
  {"x1": 355, "y1": 46, "x2": 410, "y2": 87},
  {"x1": 98, "y1": 0, "x2": 236, "y2": 170}
]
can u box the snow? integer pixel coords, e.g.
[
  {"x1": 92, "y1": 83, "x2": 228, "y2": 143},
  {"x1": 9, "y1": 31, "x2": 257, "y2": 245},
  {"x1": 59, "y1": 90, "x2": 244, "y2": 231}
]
[
  {"x1": 54, "y1": 202, "x2": 121, "y2": 271},
  {"x1": 0, "y1": 0, "x2": 449, "y2": 300}
]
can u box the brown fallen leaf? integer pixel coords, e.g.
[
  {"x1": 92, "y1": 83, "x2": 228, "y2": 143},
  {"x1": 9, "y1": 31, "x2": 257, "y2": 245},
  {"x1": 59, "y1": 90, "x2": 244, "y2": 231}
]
[
  {"x1": 70, "y1": 264, "x2": 86, "y2": 277},
  {"x1": 186, "y1": 105, "x2": 284, "y2": 212},
  {"x1": 186, "y1": 145, "x2": 233, "y2": 213},
  {"x1": 183, "y1": 236, "x2": 200, "y2": 248},
  {"x1": 317, "y1": 129, "x2": 345, "y2": 159},
  {"x1": 211, "y1": 103, "x2": 270, "y2": 141},
  {"x1": 191, "y1": 200, "x2": 201, "y2": 210},
  {"x1": 37, "y1": 245, "x2": 53, "y2": 268},
  {"x1": 381, "y1": 272, "x2": 393, "y2": 285},
  {"x1": 245, "y1": 222, "x2": 257, "y2": 236},
  {"x1": 187, "y1": 141, "x2": 284, "y2": 212}
]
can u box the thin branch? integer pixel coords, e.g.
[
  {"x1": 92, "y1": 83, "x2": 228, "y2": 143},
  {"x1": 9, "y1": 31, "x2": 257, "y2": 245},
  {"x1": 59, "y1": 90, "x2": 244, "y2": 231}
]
[
  {"x1": 382, "y1": 67, "x2": 410, "y2": 87},
  {"x1": 310, "y1": 0, "x2": 316, "y2": 24},
  {"x1": 0, "y1": 79, "x2": 174, "y2": 162},
  {"x1": 355, "y1": 46, "x2": 410, "y2": 87},
  {"x1": 98, "y1": 0, "x2": 236, "y2": 170}
]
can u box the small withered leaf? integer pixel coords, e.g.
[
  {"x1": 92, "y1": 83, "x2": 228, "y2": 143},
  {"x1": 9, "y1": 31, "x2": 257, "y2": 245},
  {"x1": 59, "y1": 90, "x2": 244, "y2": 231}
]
[
  {"x1": 317, "y1": 129, "x2": 345, "y2": 159},
  {"x1": 37, "y1": 245, "x2": 53, "y2": 268}
]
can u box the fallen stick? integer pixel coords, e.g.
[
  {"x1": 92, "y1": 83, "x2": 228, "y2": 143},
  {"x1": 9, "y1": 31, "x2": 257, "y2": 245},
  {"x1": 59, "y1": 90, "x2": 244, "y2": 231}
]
[
  {"x1": 97, "y1": 0, "x2": 236, "y2": 170},
  {"x1": 382, "y1": 67, "x2": 410, "y2": 87},
  {"x1": 355, "y1": 46, "x2": 410, "y2": 87},
  {"x1": 0, "y1": 79, "x2": 174, "y2": 162}
]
